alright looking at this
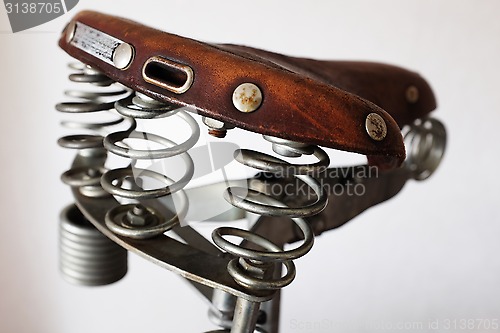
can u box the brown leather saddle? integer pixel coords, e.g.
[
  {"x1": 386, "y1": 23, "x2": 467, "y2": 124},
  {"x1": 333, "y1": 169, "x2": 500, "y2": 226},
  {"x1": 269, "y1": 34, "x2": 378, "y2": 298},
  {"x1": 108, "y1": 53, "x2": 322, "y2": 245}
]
[{"x1": 59, "y1": 11, "x2": 436, "y2": 169}]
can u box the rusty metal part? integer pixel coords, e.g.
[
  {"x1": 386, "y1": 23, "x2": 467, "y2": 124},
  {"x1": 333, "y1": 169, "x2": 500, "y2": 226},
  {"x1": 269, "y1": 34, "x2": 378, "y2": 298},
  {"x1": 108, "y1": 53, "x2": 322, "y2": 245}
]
[{"x1": 58, "y1": 11, "x2": 408, "y2": 168}]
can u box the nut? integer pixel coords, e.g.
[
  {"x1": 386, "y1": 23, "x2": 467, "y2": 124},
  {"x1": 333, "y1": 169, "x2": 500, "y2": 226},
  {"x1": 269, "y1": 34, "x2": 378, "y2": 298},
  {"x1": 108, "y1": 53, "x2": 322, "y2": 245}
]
[{"x1": 125, "y1": 204, "x2": 153, "y2": 227}]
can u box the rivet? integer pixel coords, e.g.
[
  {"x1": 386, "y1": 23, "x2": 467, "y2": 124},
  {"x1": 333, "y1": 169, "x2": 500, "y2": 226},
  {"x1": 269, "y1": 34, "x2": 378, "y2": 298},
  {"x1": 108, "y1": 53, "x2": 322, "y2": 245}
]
[
  {"x1": 65, "y1": 20, "x2": 76, "y2": 43},
  {"x1": 232, "y1": 83, "x2": 263, "y2": 113},
  {"x1": 365, "y1": 113, "x2": 387, "y2": 141},
  {"x1": 406, "y1": 85, "x2": 419, "y2": 103},
  {"x1": 112, "y1": 43, "x2": 135, "y2": 70}
]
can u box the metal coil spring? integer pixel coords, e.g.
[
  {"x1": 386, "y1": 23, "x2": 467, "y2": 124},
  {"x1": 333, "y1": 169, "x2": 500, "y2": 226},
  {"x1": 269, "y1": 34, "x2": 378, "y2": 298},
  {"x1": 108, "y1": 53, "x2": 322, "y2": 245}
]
[
  {"x1": 101, "y1": 91, "x2": 200, "y2": 239},
  {"x1": 60, "y1": 204, "x2": 127, "y2": 286},
  {"x1": 212, "y1": 136, "x2": 330, "y2": 292},
  {"x1": 57, "y1": 64, "x2": 130, "y2": 285},
  {"x1": 56, "y1": 63, "x2": 128, "y2": 131},
  {"x1": 56, "y1": 63, "x2": 131, "y2": 197},
  {"x1": 403, "y1": 117, "x2": 446, "y2": 180}
]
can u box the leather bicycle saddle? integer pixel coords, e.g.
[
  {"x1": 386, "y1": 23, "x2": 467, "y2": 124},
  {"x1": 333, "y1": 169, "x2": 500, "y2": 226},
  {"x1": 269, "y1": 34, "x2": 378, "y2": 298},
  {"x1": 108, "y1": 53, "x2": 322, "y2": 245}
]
[{"x1": 59, "y1": 11, "x2": 437, "y2": 169}]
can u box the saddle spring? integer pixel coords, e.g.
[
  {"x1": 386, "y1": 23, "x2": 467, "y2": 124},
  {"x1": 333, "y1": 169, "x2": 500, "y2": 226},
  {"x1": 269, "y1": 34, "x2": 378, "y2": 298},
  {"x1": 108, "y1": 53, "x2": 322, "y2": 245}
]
[
  {"x1": 208, "y1": 137, "x2": 330, "y2": 332},
  {"x1": 56, "y1": 63, "x2": 129, "y2": 286},
  {"x1": 57, "y1": 63, "x2": 331, "y2": 333},
  {"x1": 99, "y1": 89, "x2": 200, "y2": 239}
]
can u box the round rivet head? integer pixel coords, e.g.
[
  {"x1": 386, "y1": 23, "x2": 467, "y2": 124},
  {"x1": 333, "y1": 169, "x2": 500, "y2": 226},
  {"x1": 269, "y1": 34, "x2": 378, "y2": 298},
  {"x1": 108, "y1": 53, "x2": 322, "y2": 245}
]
[
  {"x1": 406, "y1": 85, "x2": 419, "y2": 103},
  {"x1": 65, "y1": 20, "x2": 76, "y2": 43},
  {"x1": 365, "y1": 113, "x2": 387, "y2": 141},
  {"x1": 232, "y1": 83, "x2": 263, "y2": 113},
  {"x1": 112, "y1": 43, "x2": 135, "y2": 70}
]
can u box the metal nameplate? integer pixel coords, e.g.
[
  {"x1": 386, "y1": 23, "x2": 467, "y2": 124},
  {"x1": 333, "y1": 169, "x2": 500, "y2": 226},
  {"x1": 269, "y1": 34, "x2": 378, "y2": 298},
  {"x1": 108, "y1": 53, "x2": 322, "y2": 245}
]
[{"x1": 70, "y1": 22, "x2": 123, "y2": 66}]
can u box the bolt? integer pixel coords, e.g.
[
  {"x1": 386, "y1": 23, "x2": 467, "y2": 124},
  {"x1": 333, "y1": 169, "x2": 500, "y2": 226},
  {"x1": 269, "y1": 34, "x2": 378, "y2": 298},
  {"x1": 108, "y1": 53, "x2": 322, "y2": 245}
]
[
  {"x1": 125, "y1": 204, "x2": 150, "y2": 227},
  {"x1": 112, "y1": 43, "x2": 135, "y2": 70},
  {"x1": 365, "y1": 113, "x2": 387, "y2": 141},
  {"x1": 208, "y1": 129, "x2": 227, "y2": 138},
  {"x1": 232, "y1": 83, "x2": 263, "y2": 113},
  {"x1": 132, "y1": 204, "x2": 146, "y2": 216},
  {"x1": 406, "y1": 85, "x2": 419, "y2": 103},
  {"x1": 202, "y1": 116, "x2": 234, "y2": 138}
]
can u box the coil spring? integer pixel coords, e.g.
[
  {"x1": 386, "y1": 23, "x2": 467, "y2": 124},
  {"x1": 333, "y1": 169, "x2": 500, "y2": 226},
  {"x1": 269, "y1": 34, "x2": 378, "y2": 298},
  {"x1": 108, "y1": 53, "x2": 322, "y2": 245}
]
[
  {"x1": 100, "y1": 91, "x2": 200, "y2": 239},
  {"x1": 56, "y1": 64, "x2": 131, "y2": 286},
  {"x1": 212, "y1": 136, "x2": 329, "y2": 292},
  {"x1": 56, "y1": 63, "x2": 130, "y2": 197},
  {"x1": 403, "y1": 117, "x2": 446, "y2": 180},
  {"x1": 56, "y1": 63, "x2": 127, "y2": 123},
  {"x1": 60, "y1": 204, "x2": 127, "y2": 286}
]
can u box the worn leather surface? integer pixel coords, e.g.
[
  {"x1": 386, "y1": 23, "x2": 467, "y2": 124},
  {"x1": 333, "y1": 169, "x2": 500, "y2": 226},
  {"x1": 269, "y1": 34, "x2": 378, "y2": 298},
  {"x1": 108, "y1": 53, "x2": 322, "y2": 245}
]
[
  {"x1": 58, "y1": 11, "x2": 437, "y2": 168},
  {"x1": 221, "y1": 45, "x2": 436, "y2": 129}
]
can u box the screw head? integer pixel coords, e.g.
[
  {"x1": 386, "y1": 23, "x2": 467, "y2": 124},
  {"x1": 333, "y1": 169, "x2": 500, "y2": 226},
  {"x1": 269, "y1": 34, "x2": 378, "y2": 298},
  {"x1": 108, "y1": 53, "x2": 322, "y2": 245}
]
[
  {"x1": 112, "y1": 43, "x2": 135, "y2": 70},
  {"x1": 365, "y1": 113, "x2": 387, "y2": 141},
  {"x1": 232, "y1": 83, "x2": 263, "y2": 113}
]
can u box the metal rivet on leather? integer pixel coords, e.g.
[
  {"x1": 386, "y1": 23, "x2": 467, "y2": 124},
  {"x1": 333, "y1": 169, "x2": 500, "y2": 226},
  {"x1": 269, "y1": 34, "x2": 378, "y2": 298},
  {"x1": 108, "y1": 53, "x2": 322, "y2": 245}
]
[
  {"x1": 232, "y1": 83, "x2": 263, "y2": 113},
  {"x1": 365, "y1": 113, "x2": 387, "y2": 141}
]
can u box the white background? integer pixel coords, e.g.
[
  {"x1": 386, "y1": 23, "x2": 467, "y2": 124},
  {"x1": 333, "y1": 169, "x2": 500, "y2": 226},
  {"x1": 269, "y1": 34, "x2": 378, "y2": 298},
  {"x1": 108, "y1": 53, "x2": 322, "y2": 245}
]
[{"x1": 1, "y1": 1, "x2": 499, "y2": 332}]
